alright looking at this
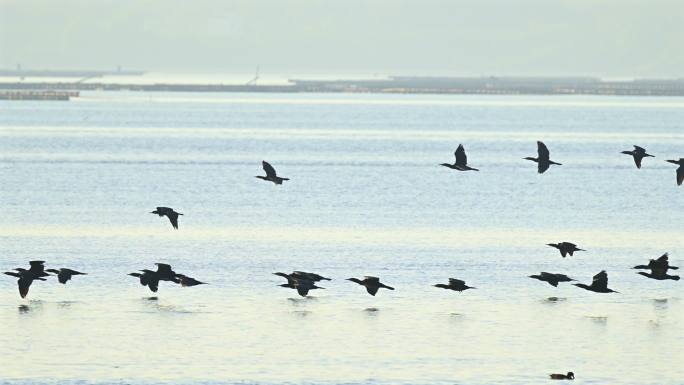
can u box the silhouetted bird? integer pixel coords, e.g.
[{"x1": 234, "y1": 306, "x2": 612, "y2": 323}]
[
  {"x1": 529, "y1": 272, "x2": 574, "y2": 287},
  {"x1": 547, "y1": 242, "x2": 585, "y2": 258},
  {"x1": 621, "y1": 145, "x2": 654, "y2": 169},
  {"x1": 434, "y1": 278, "x2": 475, "y2": 292},
  {"x1": 176, "y1": 274, "x2": 207, "y2": 287},
  {"x1": 4, "y1": 270, "x2": 47, "y2": 298},
  {"x1": 256, "y1": 161, "x2": 289, "y2": 185},
  {"x1": 45, "y1": 268, "x2": 87, "y2": 284},
  {"x1": 278, "y1": 278, "x2": 324, "y2": 297},
  {"x1": 347, "y1": 276, "x2": 395, "y2": 296},
  {"x1": 151, "y1": 207, "x2": 183, "y2": 229},
  {"x1": 128, "y1": 270, "x2": 160, "y2": 292},
  {"x1": 549, "y1": 372, "x2": 574, "y2": 380},
  {"x1": 440, "y1": 144, "x2": 479, "y2": 171},
  {"x1": 633, "y1": 253, "x2": 678, "y2": 271},
  {"x1": 524, "y1": 141, "x2": 562, "y2": 174},
  {"x1": 665, "y1": 158, "x2": 684, "y2": 186},
  {"x1": 573, "y1": 271, "x2": 618, "y2": 293},
  {"x1": 154, "y1": 263, "x2": 180, "y2": 283}
]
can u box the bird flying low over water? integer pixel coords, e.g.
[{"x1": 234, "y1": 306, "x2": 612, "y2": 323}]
[
  {"x1": 45, "y1": 268, "x2": 87, "y2": 284},
  {"x1": 634, "y1": 253, "x2": 680, "y2": 281},
  {"x1": 3, "y1": 261, "x2": 49, "y2": 298},
  {"x1": 621, "y1": 145, "x2": 654, "y2": 169},
  {"x1": 347, "y1": 276, "x2": 395, "y2": 296},
  {"x1": 151, "y1": 207, "x2": 183, "y2": 229},
  {"x1": 128, "y1": 263, "x2": 203, "y2": 293},
  {"x1": 440, "y1": 144, "x2": 479, "y2": 171},
  {"x1": 573, "y1": 271, "x2": 618, "y2": 293},
  {"x1": 273, "y1": 272, "x2": 327, "y2": 297},
  {"x1": 549, "y1": 372, "x2": 574, "y2": 380},
  {"x1": 524, "y1": 141, "x2": 562, "y2": 174},
  {"x1": 256, "y1": 160, "x2": 289, "y2": 185},
  {"x1": 665, "y1": 158, "x2": 684, "y2": 186},
  {"x1": 529, "y1": 272, "x2": 574, "y2": 287},
  {"x1": 433, "y1": 278, "x2": 475, "y2": 292},
  {"x1": 547, "y1": 242, "x2": 585, "y2": 258}
]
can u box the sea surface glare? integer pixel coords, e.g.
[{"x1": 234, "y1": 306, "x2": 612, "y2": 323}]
[{"x1": 1, "y1": 92, "x2": 683, "y2": 385}]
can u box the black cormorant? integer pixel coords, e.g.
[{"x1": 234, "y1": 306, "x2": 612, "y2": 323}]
[
  {"x1": 529, "y1": 272, "x2": 574, "y2": 287},
  {"x1": 128, "y1": 270, "x2": 160, "y2": 292},
  {"x1": 573, "y1": 271, "x2": 618, "y2": 293},
  {"x1": 347, "y1": 276, "x2": 395, "y2": 296},
  {"x1": 45, "y1": 268, "x2": 87, "y2": 284},
  {"x1": 4, "y1": 270, "x2": 47, "y2": 298},
  {"x1": 665, "y1": 158, "x2": 684, "y2": 186},
  {"x1": 549, "y1": 372, "x2": 574, "y2": 380},
  {"x1": 433, "y1": 278, "x2": 475, "y2": 292},
  {"x1": 151, "y1": 207, "x2": 183, "y2": 229},
  {"x1": 524, "y1": 141, "x2": 562, "y2": 174},
  {"x1": 547, "y1": 242, "x2": 585, "y2": 258},
  {"x1": 256, "y1": 161, "x2": 289, "y2": 185},
  {"x1": 621, "y1": 145, "x2": 654, "y2": 169},
  {"x1": 440, "y1": 144, "x2": 479, "y2": 171}
]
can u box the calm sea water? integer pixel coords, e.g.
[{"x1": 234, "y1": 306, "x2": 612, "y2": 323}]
[{"x1": 1, "y1": 92, "x2": 683, "y2": 385}]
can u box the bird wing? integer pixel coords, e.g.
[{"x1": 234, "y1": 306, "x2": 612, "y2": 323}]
[
  {"x1": 537, "y1": 141, "x2": 550, "y2": 161},
  {"x1": 364, "y1": 276, "x2": 380, "y2": 283},
  {"x1": 262, "y1": 161, "x2": 277, "y2": 178},
  {"x1": 29, "y1": 261, "x2": 46, "y2": 274},
  {"x1": 449, "y1": 278, "x2": 466, "y2": 286},
  {"x1": 147, "y1": 276, "x2": 160, "y2": 292},
  {"x1": 633, "y1": 154, "x2": 643, "y2": 169},
  {"x1": 455, "y1": 144, "x2": 467, "y2": 166},
  {"x1": 655, "y1": 253, "x2": 669, "y2": 266},
  {"x1": 156, "y1": 207, "x2": 172, "y2": 215},
  {"x1": 155, "y1": 263, "x2": 173, "y2": 274},
  {"x1": 58, "y1": 271, "x2": 70, "y2": 284},
  {"x1": 677, "y1": 166, "x2": 684, "y2": 186},
  {"x1": 167, "y1": 212, "x2": 179, "y2": 229},
  {"x1": 592, "y1": 270, "x2": 609, "y2": 290},
  {"x1": 538, "y1": 161, "x2": 550, "y2": 174},
  {"x1": 18, "y1": 277, "x2": 32, "y2": 298},
  {"x1": 366, "y1": 285, "x2": 379, "y2": 296},
  {"x1": 633, "y1": 145, "x2": 646, "y2": 152}
]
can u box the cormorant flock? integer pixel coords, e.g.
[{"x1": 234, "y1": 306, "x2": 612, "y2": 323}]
[
  {"x1": 3, "y1": 142, "x2": 681, "y2": 382},
  {"x1": 4, "y1": 144, "x2": 680, "y2": 300}
]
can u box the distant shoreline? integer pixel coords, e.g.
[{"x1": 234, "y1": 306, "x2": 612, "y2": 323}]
[{"x1": 1, "y1": 76, "x2": 684, "y2": 97}]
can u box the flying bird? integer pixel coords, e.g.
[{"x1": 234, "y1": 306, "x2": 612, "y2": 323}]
[
  {"x1": 573, "y1": 271, "x2": 618, "y2": 293},
  {"x1": 665, "y1": 158, "x2": 684, "y2": 186},
  {"x1": 256, "y1": 161, "x2": 289, "y2": 185},
  {"x1": 529, "y1": 272, "x2": 574, "y2": 287},
  {"x1": 433, "y1": 278, "x2": 476, "y2": 292},
  {"x1": 347, "y1": 276, "x2": 395, "y2": 296},
  {"x1": 154, "y1": 263, "x2": 180, "y2": 283},
  {"x1": 524, "y1": 141, "x2": 562, "y2": 174},
  {"x1": 151, "y1": 207, "x2": 183, "y2": 229},
  {"x1": 440, "y1": 144, "x2": 479, "y2": 171},
  {"x1": 128, "y1": 270, "x2": 160, "y2": 292},
  {"x1": 4, "y1": 261, "x2": 51, "y2": 298},
  {"x1": 621, "y1": 145, "x2": 654, "y2": 169},
  {"x1": 549, "y1": 372, "x2": 574, "y2": 380},
  {"x1": 45, "y1": 268, "x2": 87, "y2": 284},
  {"x1": 547, "y1": 242, "x2": 585, "y2": 258},
  {"x1": 4, "y1": 270, "x2": 47, "y2": 298}
]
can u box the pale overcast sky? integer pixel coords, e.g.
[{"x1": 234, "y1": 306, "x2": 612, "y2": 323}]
[{"x1": 1, "y1": 0, "x2": 682, "y2": 77}]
